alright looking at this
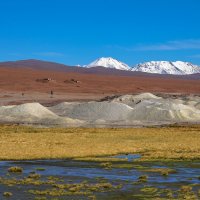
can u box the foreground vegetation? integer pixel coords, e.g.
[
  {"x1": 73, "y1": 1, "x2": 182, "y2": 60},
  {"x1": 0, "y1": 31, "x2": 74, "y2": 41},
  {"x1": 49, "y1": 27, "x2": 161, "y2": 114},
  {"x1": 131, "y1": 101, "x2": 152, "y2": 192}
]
[
  {"x1": 0, "y1": 125, "x2": 199, "y2": 161},
  {"x1": 1, "y1": 170, "x2": 199, "y2": 199}
]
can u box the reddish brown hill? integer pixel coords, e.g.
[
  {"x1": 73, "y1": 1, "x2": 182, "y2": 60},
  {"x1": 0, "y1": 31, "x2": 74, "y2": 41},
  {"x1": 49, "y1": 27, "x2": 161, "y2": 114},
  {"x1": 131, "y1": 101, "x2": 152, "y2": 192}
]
[
  {"x1": 0, "y1": 66, "x2": 199, "y2": 94},
  {"x1": 0, "y1": 59, "x2": 199, "y2": 80},
  {"x1": 0, "y1": 59, "x2": 199, "y2": 105}
]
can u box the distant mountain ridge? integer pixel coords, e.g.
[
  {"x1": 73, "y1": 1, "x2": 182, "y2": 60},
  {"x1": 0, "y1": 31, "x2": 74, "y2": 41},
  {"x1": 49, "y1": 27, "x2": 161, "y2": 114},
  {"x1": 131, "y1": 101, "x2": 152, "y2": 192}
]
[
  {"x1": 0, "y1": 58, "x2": 200, "y2": 76},
  {"x1": 84, "y1": 57, "x2": 200, "y2": 75},
  {"x1": 0, "y1": 59, "x2": 72, "y2": 71},
  {"x1": 132, "y1": 61, "x2": 200, "y2": 75}
]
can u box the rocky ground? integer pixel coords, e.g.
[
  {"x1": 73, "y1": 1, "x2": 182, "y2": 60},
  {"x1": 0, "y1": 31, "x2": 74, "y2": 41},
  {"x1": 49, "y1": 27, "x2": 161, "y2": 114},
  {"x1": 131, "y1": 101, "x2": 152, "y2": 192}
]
[{"x1": 0, "y1": 93, "x2": 199, "y2": 127}]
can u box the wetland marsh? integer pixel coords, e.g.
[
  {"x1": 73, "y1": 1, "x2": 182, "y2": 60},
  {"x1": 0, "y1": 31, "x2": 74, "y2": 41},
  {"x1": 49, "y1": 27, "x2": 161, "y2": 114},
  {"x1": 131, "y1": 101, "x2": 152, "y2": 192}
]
[{"x1": 0, "y1": 125, "x2": 199, "y2": 199}]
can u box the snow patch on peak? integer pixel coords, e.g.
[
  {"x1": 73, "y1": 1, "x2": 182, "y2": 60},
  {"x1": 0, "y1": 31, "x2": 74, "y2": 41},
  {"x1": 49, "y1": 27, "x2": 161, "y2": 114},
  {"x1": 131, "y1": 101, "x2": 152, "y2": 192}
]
[
  {"x1": 86, "y1": 57, "x2": 131, "y2": 71},
  {"x1": 132, "y1": 61, "x2": 200, "y2": 75}
]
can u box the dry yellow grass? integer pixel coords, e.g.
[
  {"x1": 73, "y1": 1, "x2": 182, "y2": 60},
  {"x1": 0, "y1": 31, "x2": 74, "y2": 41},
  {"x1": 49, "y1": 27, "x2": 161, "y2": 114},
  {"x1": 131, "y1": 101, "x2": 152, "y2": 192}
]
[{"x1": 0, "y1": 125, "x2": 199, "y2": 160}]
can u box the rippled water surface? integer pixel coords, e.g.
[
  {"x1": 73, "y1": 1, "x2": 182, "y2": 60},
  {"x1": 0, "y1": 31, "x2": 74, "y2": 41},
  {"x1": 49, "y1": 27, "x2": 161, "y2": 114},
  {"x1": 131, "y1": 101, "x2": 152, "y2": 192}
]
[{"x1": 0, "y1": 155, "x2": 199, "y2": 199}]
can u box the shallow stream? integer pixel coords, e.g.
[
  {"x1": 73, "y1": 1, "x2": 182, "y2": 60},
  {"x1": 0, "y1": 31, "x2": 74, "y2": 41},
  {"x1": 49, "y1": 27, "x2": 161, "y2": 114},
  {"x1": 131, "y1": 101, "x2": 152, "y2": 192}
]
[{"x1": 0, "y1": 154, "x2": 199, "y2": 199}]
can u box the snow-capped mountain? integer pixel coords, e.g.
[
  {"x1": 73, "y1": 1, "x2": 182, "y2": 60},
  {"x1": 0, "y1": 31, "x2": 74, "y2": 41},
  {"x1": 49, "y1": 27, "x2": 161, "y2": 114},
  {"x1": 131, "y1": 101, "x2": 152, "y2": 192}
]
[
  {"x1": 85, "y1": 58, "x2": 200, "y2": 75},
  {"x1": 132, "y1": 61, "x2": 200, "y2": 75},
  {"x1": 86, "y1": 57, "x2": 131, "y2": 71}
]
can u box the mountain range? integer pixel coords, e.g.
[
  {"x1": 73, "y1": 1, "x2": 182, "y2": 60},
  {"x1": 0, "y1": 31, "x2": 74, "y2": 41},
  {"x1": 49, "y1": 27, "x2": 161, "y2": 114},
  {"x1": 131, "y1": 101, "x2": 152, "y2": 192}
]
[
  {"x1": 0, "y1": 57, "x2": 200, "y2": 76},
  {"x1": 0, "y1": 58, "x2": 199, "y2": 98},
  {"x1": 86, "y1": 57, "x2": 200, "y2": 75}
]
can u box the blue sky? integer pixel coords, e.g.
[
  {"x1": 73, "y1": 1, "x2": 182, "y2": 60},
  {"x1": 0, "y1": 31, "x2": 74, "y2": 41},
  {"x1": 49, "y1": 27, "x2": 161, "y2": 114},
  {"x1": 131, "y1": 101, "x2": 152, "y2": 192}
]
[{"x1": 0, "y1": 0, "x2": 200, "y2": 66}]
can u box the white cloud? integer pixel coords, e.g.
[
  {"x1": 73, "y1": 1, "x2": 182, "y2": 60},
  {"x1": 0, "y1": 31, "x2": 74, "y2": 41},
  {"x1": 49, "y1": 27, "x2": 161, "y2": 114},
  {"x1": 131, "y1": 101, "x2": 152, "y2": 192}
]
[
  {"x1": 137, "y1": 39, "x2": 200, "y2": 51},
  {"x1": 33, "y1": 52, "x2": 65, "y2": 57},
  {"x1": 190, "y1": 54, "x2": 200, "y2": 58},
  {"x1": 109, "y1": 39, "x2": 200, "y2": 51}
]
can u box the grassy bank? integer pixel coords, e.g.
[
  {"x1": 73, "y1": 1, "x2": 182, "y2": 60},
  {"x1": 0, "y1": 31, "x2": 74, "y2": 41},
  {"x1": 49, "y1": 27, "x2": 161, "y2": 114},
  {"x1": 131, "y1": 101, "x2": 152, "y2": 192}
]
[{"x1": 0, "y1": 125, "x2": 199, "y2": 161}]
